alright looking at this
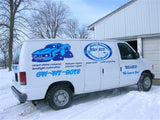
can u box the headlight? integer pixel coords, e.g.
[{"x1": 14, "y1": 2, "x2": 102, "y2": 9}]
[
  {"x1": 32, "y1": 54, "x2": 37, "y2": 58},
  {"x1": 42, "y1": 54, "x2": 50, "y2": 57}
]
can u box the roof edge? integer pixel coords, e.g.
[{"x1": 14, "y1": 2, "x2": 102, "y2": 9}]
[{"x1": 88, "y1": 0, "x2": 137, "y2": 30}]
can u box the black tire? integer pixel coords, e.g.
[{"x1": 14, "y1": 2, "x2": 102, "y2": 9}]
[
  {"x1": 137, "y1": 73, "x2": 152, "y2": 91},
  {"x1": 47, "y1": 86, "x2": 72, "y2": 110}
]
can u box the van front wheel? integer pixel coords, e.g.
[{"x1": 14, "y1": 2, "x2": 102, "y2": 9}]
[
  {"x1": 137, "y1": 73, "x2": 152, "y2": 91},
  {"x1": 47, "y1": 86, "x2": 72, "y2": 110}
]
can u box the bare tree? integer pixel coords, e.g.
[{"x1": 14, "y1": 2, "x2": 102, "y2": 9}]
[
  {"x1": 78, "y1": 25, "x2": 90, "y2": 39},
  {"x1": 0, "y1": 0, "x2": 31, "y2": 71},
  {"x1": 65, "y1": 18, "x2": 79, "y2": 38},
  {"x1": 0, "y1": 40, "x2": 9, "y2": 69},
  {"x1": 30, "y1": 1, "x2": 69, "y2": 39},
  {"x1": 65, "y1": 19, "x2": 90, "y2": 39}
]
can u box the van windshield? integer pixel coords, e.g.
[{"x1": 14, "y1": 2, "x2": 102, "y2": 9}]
[{"x1": 13, "y1": 45, "x2": 22, "y2": 64}]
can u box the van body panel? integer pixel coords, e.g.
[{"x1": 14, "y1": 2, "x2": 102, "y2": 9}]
[
  {"x1": 81, "y1": 40, "x2": 101, "y2": 92},
  {"x1": 100, "y1": 42, "x2": 120, "y2": 90}
]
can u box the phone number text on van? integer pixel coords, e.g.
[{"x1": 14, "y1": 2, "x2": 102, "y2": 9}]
[{"x1": 36, "y1": 69, "x2": 81, "y2": 77}]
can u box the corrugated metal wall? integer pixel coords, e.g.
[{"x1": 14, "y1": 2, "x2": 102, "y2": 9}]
[{"x1": 94, "y1": 0, "x2": 160, "y2": 39}]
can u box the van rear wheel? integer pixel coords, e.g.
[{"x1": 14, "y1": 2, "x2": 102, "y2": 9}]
[
  {"x1": 137, "y1": 73, "x2": 152, "y2": 91},
  {"x1": 47, "y1": 86, "x2": 72, "y2": 110}
]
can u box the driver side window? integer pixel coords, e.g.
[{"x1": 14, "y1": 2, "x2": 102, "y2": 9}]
[{"x1": 118, "y1": 43, "x2": 137, "y2": 60}]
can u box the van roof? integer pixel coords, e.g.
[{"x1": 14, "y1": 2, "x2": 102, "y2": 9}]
[{"x1": 25, "y1": 39, "x2": 121, "y2": 42}]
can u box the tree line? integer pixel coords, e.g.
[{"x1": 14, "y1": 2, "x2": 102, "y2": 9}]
[{"x1": 0, "y1": 0, "x2": 90, "y2": 71}]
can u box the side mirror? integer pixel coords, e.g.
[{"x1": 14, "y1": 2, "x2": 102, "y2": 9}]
[{"x1": 135, "y1": 52, "x2": 140, "y2": 59}]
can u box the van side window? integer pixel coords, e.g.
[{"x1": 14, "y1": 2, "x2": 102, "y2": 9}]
[
  {"x1": 13, "y1": 45, "x2": 22, "y2": 64},
  {"x1": 118, "y1": 43, "x2": 137, "y2": 60}
]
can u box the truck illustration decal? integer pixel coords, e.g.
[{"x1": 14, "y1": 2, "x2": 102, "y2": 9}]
[
  {"x1": 84, "y1": 42, "x2": 112, "y2": 61},
  {"x1": 32, "y1": 43, "x2": 73, "y2": 62}
]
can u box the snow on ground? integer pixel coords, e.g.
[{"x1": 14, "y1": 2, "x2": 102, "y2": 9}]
[{"x1": 0, "y1": 69, "x2": 160, "y2": 120}]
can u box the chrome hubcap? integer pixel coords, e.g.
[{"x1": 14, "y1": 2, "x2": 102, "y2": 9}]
[
  {"x1": 53, "y1": 90, "x2": 69, "y2": 107},
  {"x1": 143, "y1": 77, "x2": 151, "y2": 89}
]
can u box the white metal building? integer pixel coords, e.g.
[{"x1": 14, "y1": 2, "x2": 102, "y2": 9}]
[{"x1": 88, "y1": 0, "x2": 160, "y2": 79}]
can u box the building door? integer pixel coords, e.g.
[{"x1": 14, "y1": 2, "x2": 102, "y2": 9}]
[{"x1": 143, "y1": 37, "x2": 160, "y2": 79}]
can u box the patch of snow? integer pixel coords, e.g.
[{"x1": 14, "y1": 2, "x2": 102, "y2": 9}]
[{"x1": 0, "y1": 69, "x2": 19, "y2": 112}]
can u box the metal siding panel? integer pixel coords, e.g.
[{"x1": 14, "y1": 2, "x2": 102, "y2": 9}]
[
  {"x1": 158, "y1": 0, "x2": 160, "y2": 33},
  {"x1": 94, "y1": 0, "x2": 160, "y2": 39},
  {"x1": 104, "y1": 8, "x2": 126, "y2": 38},
  {"x1": 125, "y1": 2, "x2": 138, "y2": 36},
  {"x1": 137, "y1": 0, "x2": 150, "y2": 35},
  {"x1": 116, "y1": 9, "x2": 126, "y2": 37},
  {"x1": 95, "y1": 21, "x2": 105, "y2": 39},
  {"x1": 125, "y1": 0, "x2": 151, "y2": 36},
  {"x1": 104, "y1": 15, "x2": 115, "y2": 38},
  {"x1": 104, "y1": 17, "x2": 113, "y2": 38},
  {"x1": 148, "y1": 0, "x2": 159, "y2": 34}
]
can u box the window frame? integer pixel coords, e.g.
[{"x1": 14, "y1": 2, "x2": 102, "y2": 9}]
[{"x1": 117, "y1": 42, "x2": 137, "y2": 60}]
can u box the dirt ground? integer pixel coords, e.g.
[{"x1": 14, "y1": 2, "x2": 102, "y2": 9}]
[{"x1": 152, "y1": 79, "x2": 160, "y2": 86}]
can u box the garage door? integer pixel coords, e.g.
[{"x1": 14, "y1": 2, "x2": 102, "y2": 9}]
[{"x1": 143, "y1": 37, "x2": 160, "y2": 79}]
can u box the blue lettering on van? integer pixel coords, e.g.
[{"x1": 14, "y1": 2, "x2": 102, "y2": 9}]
[
  {"x1": 32, "y1": 43, "x2": 73, "y2": 62},
  {"x1": 125, "y1": 65, "x2": 137, "y2": 69},
  {"x1": 84, "y1": 42, "x2": 112, "y2": 61},
  {"x1": 36, "y1": 69, "x2": 81, "y2": 77},
  {"x1": 123, "y1": 71, "x2": 139, "y2": 75},
  {"x1": 90, "y1": 48, "x2": 97, "y2": 51},
  {"x1": 36, "y1": 71, "x2": 48, "y2": 77}
]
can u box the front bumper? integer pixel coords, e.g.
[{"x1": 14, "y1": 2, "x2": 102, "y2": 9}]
[{"x1": 11, "y1": 86, "x2": 27, "y2": 103}]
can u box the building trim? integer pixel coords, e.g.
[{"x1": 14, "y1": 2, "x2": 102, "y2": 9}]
[{"x1": 104, "y1": 33, "x2": 160, "y2": 40}]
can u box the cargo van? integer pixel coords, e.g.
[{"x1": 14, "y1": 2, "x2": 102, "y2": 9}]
[{"x1": 11, "y1": 39, "x2": 154, "y2": 110}]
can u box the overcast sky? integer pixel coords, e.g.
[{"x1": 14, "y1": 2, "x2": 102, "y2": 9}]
[{"x1": 58, "y1": 0, "x2": 131, "y2": 25}]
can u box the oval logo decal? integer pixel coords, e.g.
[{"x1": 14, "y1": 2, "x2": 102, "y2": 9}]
[{"x1": 84, "y1": 42, "x2": 112, "y2": 61}]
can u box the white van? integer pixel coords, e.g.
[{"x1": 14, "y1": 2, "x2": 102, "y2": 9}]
[{"x1": 11, "y1": 39, "x2": 154, "y2": 110}]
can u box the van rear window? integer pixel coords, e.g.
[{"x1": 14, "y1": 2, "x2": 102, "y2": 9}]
[{"x1": 13, "y1": 45, "x2": 22, "y2": 64}]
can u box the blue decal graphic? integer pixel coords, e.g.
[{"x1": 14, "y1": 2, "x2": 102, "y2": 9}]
[
  {"x1": 84, "y1": 42, "x2": 112, "y2": 61},
  {"x1": 32, "y1": 43, "x2": 73, "y2": 62}
]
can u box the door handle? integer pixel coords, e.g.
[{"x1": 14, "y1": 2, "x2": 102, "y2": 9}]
[{"x1": 102, "y1": 68, "x2": 104, "y2": 74}]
